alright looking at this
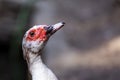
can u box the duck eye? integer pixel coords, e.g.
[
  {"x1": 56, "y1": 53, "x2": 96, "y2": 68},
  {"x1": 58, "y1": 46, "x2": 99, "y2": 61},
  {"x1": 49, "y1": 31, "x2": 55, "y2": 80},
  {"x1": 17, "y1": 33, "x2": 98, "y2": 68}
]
[{"x1": 29, "y1": 31, "x2": 35, "y2": 37}]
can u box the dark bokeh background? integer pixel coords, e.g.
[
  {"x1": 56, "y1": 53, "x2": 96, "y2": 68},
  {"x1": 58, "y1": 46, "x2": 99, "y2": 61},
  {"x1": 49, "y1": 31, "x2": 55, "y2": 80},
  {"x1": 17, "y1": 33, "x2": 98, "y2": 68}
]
[{"x1": 1, "y1": 0, "x2": 120, "y2": 80}]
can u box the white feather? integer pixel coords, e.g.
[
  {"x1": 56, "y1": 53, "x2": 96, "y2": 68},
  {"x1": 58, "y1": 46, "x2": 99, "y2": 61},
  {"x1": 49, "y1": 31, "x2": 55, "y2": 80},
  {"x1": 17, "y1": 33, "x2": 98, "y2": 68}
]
[{"x1": 29, "y1": 54, "x2": 58, "y2": 80}]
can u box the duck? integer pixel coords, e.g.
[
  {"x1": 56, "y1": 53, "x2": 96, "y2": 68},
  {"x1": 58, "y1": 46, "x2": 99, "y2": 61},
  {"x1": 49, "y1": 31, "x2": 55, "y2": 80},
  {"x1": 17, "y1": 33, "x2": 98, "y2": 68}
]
[{"x1": 22, "y1": 22, "x2": 65, "y2": 80}]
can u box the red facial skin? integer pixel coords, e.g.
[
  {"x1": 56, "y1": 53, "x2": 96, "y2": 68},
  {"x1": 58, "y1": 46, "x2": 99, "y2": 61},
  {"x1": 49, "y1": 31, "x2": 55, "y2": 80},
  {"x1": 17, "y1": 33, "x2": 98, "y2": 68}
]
[{"x1": 26, "y1": 27, "x2": 47, "y2": 41}]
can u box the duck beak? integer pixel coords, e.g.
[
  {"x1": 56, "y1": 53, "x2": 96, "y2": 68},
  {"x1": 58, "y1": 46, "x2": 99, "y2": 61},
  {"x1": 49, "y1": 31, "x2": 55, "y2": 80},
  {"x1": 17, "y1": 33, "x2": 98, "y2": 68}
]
[
  {"x1": 52, "y1": 22, "x2": 65, "y2": 34},
  {"x1": 44, "y1": 22, "x2": 65, "y2": 35}
]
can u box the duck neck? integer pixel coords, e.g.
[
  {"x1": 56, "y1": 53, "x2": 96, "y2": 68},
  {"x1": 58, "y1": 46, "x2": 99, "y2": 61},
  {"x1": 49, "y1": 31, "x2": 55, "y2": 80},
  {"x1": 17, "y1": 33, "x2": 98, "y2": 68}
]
[
  {"x1": 27, "y1": 52, "x2": 45, "y2": 80},
  {"x1": 27, "y1": 52, "x2": 43, "y2": 66},
  {"x1": 25, "y1": 51, "x2": 58, "y2": 80}
]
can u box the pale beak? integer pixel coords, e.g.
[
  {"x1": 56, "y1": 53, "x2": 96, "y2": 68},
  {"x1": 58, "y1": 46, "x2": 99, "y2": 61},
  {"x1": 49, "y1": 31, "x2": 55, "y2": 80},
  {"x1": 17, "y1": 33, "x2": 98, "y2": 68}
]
[{"x1": 44, "y1": 22, "x2": 65, "y2": 35}]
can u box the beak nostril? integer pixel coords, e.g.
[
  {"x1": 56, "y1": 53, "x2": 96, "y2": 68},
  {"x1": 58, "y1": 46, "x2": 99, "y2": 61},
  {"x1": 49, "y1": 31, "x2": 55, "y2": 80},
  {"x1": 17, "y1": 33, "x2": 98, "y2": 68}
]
[{"x1": 44, "y1": 26, "x2": 53, "y2": 34}]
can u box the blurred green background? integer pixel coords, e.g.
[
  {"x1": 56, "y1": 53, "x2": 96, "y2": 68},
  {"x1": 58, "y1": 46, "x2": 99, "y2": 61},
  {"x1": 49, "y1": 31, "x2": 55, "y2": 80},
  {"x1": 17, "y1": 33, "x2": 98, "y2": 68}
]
[{"x1": 1, "y1": 0, "x2": 120, "y2": 80}]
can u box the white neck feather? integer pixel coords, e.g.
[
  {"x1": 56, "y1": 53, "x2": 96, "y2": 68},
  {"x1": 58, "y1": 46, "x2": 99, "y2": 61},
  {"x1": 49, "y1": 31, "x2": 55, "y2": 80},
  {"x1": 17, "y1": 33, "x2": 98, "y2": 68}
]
[{"x1": 28, "y1": 52, "x2": 58, "y2": 80}]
